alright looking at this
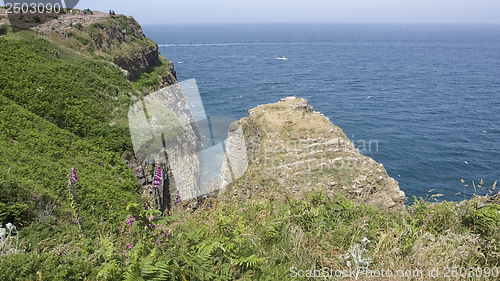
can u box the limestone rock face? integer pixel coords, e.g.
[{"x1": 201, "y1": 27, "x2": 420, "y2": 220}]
[
  {"x1": 227, "y1": 97, "x2": 407, "y2": 209},
  {"x1": 220, "y1": 122, "x2": 249, "y2": 190},
  {"x1": 113, "y1": 45, "x2": 159, "y2": 80},
  {"x1": 130, "y1": 94, "x2": 407, "y2": 211},
  {"x1": 26, "y1": 11, "x2": 173, "y2": 81},
  {"x1": 127, "y1": 80, "x2": 201, "y2": 212}
]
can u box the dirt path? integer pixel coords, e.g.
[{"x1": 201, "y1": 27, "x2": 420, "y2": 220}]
[
  {"x1": 34, "y1": 11, "x2": 111, "y2": 35},
  {"x1": 0, "y1": 8, "x2": 111, "y2": 35}
]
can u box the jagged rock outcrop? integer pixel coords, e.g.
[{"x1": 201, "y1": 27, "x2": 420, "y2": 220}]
[
  {"x1": 127, "y1": 81, "x2": 201, "y2": 212},
  {"x1": 220, "y1": 122, "x2": 249, "y2": 190},
  {"x1": 158, "y1": 61, "x2": 178, "y2": 88},
  {"x1": 82, "y1": 16, "x2": 161, "y2": 80},
  {"x1": 128, "y1": 93, "x2": 406, "y2": 211},
  {"x1": 113, "y1": 45, "x2": 159, "y2": 80},
  {"x1": 27, "y1": 11, "x2": 169, "y2": 81},
  {"x1": 222, "y1": 97, "x2": 407, "y2": 209}
]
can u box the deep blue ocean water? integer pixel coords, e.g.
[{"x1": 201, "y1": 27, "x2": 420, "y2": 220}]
[{"x1": 142, "y1": 23, "x2": 500, "y2": 202}]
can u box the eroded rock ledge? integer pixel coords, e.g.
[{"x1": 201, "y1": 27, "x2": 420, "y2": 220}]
[
  {"x1": 224, "y1": 97, "x2": 407, "y2": 209},
  {"x1": 24, "y1": 11, "x2": 174, "y2": 81}
]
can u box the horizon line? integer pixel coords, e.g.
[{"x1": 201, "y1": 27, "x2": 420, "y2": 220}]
[{"x1": 139, "y1": 21, "x2": 500, "y2": 26}]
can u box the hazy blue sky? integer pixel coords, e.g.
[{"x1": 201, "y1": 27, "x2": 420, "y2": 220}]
[{"x1": 78, "y1": 0, "x2": 500, "y2": 25}]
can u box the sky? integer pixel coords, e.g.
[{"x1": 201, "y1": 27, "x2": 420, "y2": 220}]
[{"x1": 76, "y1": 0, "x2": 500, "y2": 25}]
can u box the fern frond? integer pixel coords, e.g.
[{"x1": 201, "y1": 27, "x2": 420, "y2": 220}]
[{"x1": 236, "y1": 254, "x2": 262, "y2": 269}]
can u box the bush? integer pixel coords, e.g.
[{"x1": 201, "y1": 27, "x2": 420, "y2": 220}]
[
  {"x1": 463, "y1": 204, "x2": 500, "y2": 238},
  {"x1": 0, "y1": 180, "x2": 38, "y2": 226},
  {"x1": 0, "y1": 252, "x2": 95, "y2": 280},
  {"x1": 0, "y1": 33, "x2": 136, "y2": 155}
]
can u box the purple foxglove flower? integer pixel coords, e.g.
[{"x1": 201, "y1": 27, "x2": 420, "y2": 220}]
[
  {"x1": 156, "y1": 165, "x2": 162, "y2": 180},
  {"x1": 72, "y1": 168, "x2": 78, "y2": 183}
]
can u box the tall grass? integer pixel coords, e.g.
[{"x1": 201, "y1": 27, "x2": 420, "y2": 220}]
[{"x1": 1, "y1": 185, "x2": 498, "y2": 280}]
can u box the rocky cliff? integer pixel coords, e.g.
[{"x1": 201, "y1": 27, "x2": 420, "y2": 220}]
[
  {"x1": 127, "y1": 94, "x2": 407, "y2": 212},
  {"x1": 1, "y1": 9, "x2": 182, "y2": 212},
  {"x1": 127, "y1": 81, "x2": 201, "y2": 212},
  {"x1": 221, "y1": 97, "x2": 407, "y2": 209},
  {"x1": 129, "y1": 94, "x2": 408, "y2": 211},
  {"x1": 3, "y1": 8, "x2": 406, "y2": 211},
  {"x1": 20, "y1": 10, "x2": 177, "y2": 82}
]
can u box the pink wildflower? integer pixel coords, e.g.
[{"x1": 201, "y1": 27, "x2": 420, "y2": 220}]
[
  {"x1": 153, "y1": 164, "x2": 162, "y2": 189},
  {"x1": 175, "y1": 190, "x2": 181, "y2": 206}
]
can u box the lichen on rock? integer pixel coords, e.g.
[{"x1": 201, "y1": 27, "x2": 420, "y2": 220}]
[{"x1": 224, "y1": 96, "x2": 407, "y2": 209}]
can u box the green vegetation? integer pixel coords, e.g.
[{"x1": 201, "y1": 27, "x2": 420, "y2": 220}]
[
  {"x1": 0, "y1": 15, "x2": 174, "y2": 269},
  {"x1": 0, "y1": 25, "x2": 8, "y2": 35},
  {"x1": 0, "y1": 31, "x2": 136, "y2": 153},
  {"x1": 1, "y1": 12, "x2": 500, "y2": 281},
  {"x1": 0, "y1": 94, "x2": 141, "y2": 226},
  {"x1": 131, "y1": 57, "x2": 170, "y2": 91},
  {"x1": 1, "y1": 189, "x2": 499, "y2": 280}
]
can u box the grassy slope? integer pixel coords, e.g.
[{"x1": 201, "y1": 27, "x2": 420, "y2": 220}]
[
  {"x1": 1, "y1": 17, "x2": 500, "y2": 281},
  {"x1": 1, "y1": 188, "x2": 499, "y2": 280},
  {"x1": 0, "y1": 85, "x2": 140, "y2": 225},
  {"x1": 0, "y1": 23, "x2": 169, "y2": 229},
  {"x1": 0, "y1": 31, "x2": 136, "y2": 152}
]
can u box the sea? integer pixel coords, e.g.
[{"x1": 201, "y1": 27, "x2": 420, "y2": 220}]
[{"x1": 142, "y1": 23, "x2": 500, "y2": 202}]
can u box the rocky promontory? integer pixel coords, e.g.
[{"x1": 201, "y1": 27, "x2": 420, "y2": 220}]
[
  {"x1": 130, "y1": 94, "x2": 408, "y2": 212},
  {"x1": 0, "y1": 8, "x2": 176, "y2": 83},
  {"x1": 222, "y1": 97, "x2": 407, "y2": 209}
]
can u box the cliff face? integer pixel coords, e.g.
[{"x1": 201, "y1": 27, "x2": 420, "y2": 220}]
[
  {"x1": 75, "y1": 15, "x2": 166, "y2": 80},
  {"x1": 8, "y1": 9, "x2": 405, "y2": 211},
  {"x1": 26, "y1": 11, "x2": 175, "y2": 82},
  {"x1": 130, "y1": 95, "x2": 407, "y2": 212},
  {"x1": 20, "y1": 11, "x2": 181, "y2": 212},
  {"x1": 112, "y1": 45, "x2": 159, "y2": 80},
  {"x1": 222, "y1": 97, "x2": 407, "y2": 209},
  {"x1": 127, "y1": 81, "x2": 201, "y2": 212}
]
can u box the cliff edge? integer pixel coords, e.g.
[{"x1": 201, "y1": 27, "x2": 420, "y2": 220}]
[
  {"x1": 0, "y1": 8, "x2": 176, "y2": 86},
  {"x1": 222, "y1": 97, "x2": 407, "y2": 209}
]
